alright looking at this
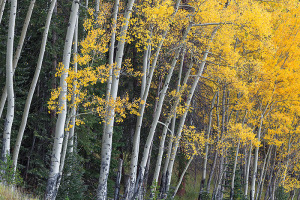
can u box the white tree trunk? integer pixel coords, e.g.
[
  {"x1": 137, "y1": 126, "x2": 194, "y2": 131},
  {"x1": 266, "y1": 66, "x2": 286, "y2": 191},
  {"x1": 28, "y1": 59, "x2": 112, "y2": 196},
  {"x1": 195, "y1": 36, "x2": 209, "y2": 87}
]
[
  {"x1": 0, "y1": 0, "x2": 6, "y2": 25},
  {"x1": 230, "y1": 141, "x2": 240, "y2": 200},
  {"x1": 45, "y1": 1, "x2": 79, "y2": 199},
  {"x1": 135, "y1": 24, "x2": 193, "y2": 198},
  {"x1": 102, "y1": 0, "x2": 119, "y2": 141},
  {"x1": 172, "y1": 155, "x2": 194, "y2": 199},
  {"x1": 164, "y1": 28, "x2": 218, "y2": 196},
  {"x1": 151, "y1": 51, "x2": 191, "y2": 197},
  {"x1": 0, "y1": 0, "x2": 35, "y2": 119},
  {"x1": 126, "y1": 2, "x2": 182, "y2": 197},
  {"x1": 2, "y1": 0, "x2": 17, "y2": 163},
  {"x1": 250, "y1": 103, "x2": 269, "y2": 200},
  {"x1": 12, "y1": 0, "x2": 47, "y2": 173},
  {"x1": 245, "y1": 142, "x2": 252, "y2": 197},
  {"x1": 97, "y1": 0, "x2": 135, "y2": 199},
  {"x1": 199, "y1": 92, "x2": 217, "y2": 198}
]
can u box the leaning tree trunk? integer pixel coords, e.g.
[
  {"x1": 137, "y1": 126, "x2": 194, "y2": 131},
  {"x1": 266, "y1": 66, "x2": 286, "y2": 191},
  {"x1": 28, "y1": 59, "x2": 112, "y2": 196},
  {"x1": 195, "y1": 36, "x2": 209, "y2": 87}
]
[
  {"x1": 96, "y1": 0, "x2": 135, "y2": 199},
  {"x1": 0, "y1": 0, "x2": 35, "y2": 119},
  {"x1": 164, "y1": 27, "x2": 219, "y2": 197},
  {"x1": 2, "y1": 0, "x2": 17, "y2": 164},
  {"x1": 250, "y1": 103, "x2": 269, "y2": 200},
  {"x1": 257, "y1": 145, "x2": 273, "y2": 200},
  {"x1": 125, "y1": 1, "x2": 181, "y2": 198},
  {"x1": 12, "y1": 0, "x2": 53, "y2": 174},
  {"x1": 150, "y1": 50, "x2": 191, "y2": 198},
  {"x1": 134, "y1": 23, "x2": 193, "y2": 199},
  {"x1": 0, "y1": 0, "x2": 6, "y2": 25},
  {"x1": 44, "y1": 1, "x2": 79, "y2": 199},
  {"x1": 206, "y1": 90, "x2": 220, "y2": 194},
  {"x1": 198, "y1": 92, "x2": 217, "y2": 199},
  {"x1": 230, "y1": 141, "x2": 240, "y2": 200},
  {"x1": 172, "y1": 155, "x2": 194, "y2": 199},
  {"x1": 245, "y1": 142, "x2": 252, "y2": 198}
]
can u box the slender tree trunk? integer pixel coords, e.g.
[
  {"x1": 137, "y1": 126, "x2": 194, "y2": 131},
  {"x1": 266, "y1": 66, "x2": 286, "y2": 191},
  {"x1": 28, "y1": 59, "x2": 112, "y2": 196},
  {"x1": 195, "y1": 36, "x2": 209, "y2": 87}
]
[
  {"x1": 103, "y1": 0, "x2": 119, "y2": 131},
  {"x1": 13, "y1": 0, "x2": 52, "y2": 174},
  {"x1": 172, "y1": 156, "x2": 194, "y2": 199},
  {"x1": 2, "y1": 0, "x2": 17, "y2": 164},
  {"x1": 213, "y1": 86, "x2": 227, "y2": 200},
  {"x1": 114, "y1": 159, "x2": 123, "y2": 200},
  {"x1": 257, "y1": 146, "x2": 272, "y2": 200},
  {"x1": 250, "y1": 103, "x2": 269, "y2": 200},
  {"x1": 136, "y1": 23, "x2": 193, "y2": 198},
  {"x1": 52, "y1": 117, "x2": 71, "y2": 199},
  {"x1": 199, "y1": 92, "x2": 217, "y2": 199},
  {"x1": 0, "y1": 0, "x2": 6, "y2": 25},
  {"x1": 97, "y1": 0, "x2": 135, "y2": 199},
  {"x1": 207, "y1": 150, "x2": 217, "y2": 193},
  {"x1": 160, "y1": 107, "x2": 177, "y2": 198},
  {"x1": 45, "y1": 1, "x2": 79, "y2": 199},
  {"x1": 150, "y1": 49, "x2": 191, "y2": 198},
  {"x1": 207, "y1": 90, "x2": 220, "y2": 195},
  {"x1": 245, "y1": 143, "x2": 252, "y2": 198},
  {"x1": 230, "y1": 141, "x2": 240, "y2": 200},
  {"x1": 125, "y1": 2, "x2": 181, "y2": 197},
  {"x1": 0, "y1": 0, "x2": 35, "y2": 119},
  {"x1": 264, "y1": 148, "x2": 276, "y2": 200},
  {"x1": 164, "y1": 28, "x2": 219, "y2": 197}
]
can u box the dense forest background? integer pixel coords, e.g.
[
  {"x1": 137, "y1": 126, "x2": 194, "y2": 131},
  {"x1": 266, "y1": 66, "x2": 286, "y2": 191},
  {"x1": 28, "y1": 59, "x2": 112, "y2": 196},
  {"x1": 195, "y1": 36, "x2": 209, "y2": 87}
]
[{"x1": 0, "y1": 0, "x2": 300, "y2": 200}]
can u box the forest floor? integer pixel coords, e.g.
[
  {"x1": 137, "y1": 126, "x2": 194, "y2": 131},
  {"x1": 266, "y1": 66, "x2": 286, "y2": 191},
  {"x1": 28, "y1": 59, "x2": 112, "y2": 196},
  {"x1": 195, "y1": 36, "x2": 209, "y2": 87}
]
[{"x1": 0, "y1": 184, "x2": 39, "y2": 200}]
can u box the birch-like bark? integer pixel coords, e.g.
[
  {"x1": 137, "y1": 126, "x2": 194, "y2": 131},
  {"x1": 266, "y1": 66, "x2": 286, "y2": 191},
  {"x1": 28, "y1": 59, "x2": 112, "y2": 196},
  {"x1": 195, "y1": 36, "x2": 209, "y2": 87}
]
[
  {"x1": 230, "y1": 141, "x2": 240, "y2": 200},
  {"x1": 206, "y1": 90, "x2": 220, "y2": 194},
  {"x1": 114, "y1": 159, "x2": 123, "y2": 200},
  {"x1": 245, "y1": 142, "x2": 252, "y2": 197},
  {"x1": 2, "y1": 0, "x2": 17, "y2": 163},
  {"x1": 250, "y1": 103, "x2": 269, "y2": 200},
  {"x1": 68, "y1": 16, "x2": 78, "y2": 158},
  {"x1": 230, "y1": 111, "x2": 246, "y2": 200},
  {"x1": 103, "y1": 0, "x2": 119, "y2": 131},
  {"x1": 165, "y1": 28, "x2": 219, "y2": 196},
  {"x1": 54, "y1": 18, "x2": 79, "y2": 198},
  {"x1": 135, "y1": 23, "x2": 193, "y2": 198},
  {"x1": 0, "y1": 0, "x2": 35, "y2": 119},
  {"x1": 264, "y1": 148, "x2": 276, "y2": 200},
  {"x1": 172, "y1": 155, "x2": 194, "y2": 199},
  {"x1": 151, "y1": 52, "x2": 191, "y2": 197},
  {"x1": 199, "y1": 92, "x2": 217, "y2": 199},
  {"x1": 125, "y1": 2, "x2": 181, "y2": 197},
  {"x1": 52, "y1": 117, "x2": 71, "y2": 199},
  {"x1": 0, "y1": 0, "x2": 6, "y2": 25},
  {"x1": 257, "y1": 145, "x2": 273, "y2": 200},
  {"x1": 45, "y1": 1, "x2": 79, "y2": 199},
  {"x1": 13, "y1": 0, "x2": 52, "y2": 173},
  {"x1": 97, "y1": 0, "x2": 135, "y2": 199}
]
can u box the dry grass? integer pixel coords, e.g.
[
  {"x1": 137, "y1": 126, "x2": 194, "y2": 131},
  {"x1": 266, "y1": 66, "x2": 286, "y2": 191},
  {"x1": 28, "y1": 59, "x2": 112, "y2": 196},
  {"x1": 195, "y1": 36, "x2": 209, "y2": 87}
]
[{"x1": 0, "y1": 184, "x2": 39, "y2": 200}]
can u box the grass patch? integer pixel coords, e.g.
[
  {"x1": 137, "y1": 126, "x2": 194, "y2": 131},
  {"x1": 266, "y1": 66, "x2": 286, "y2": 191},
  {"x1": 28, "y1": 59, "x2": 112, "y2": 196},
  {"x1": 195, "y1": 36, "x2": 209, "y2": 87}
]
[{"x1": 0, "y1": 184, "x2": 39, "y2": 200}]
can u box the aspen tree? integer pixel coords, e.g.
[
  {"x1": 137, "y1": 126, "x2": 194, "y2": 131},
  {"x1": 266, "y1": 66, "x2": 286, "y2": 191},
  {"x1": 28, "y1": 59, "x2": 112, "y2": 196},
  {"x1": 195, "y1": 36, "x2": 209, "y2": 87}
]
[
  {"x1": 151, "y1": 53, "x2": 192, "y2": 197},
  {"x1": 97, "y1": 0, "x2": 135, "y2": 198},
  {"x1": 250, "y1": 103, "x2": 270, "y2": 200},
  {"x1": 134, "y1": 23, "x2": 193, "y2": 198},
  {"x1": 12, "y1": 0, "x2": 51, "y2": 173},
  {"x1": 199, "y1": 92, "x2": 217, "y2": 198},
  {"x1": 125, "y1": 1, "x2": 181, "y2": 197},
  {"x1": 164, "y1": 27, "x2": 219, "y2": 196},
  {"x1": 0, "y1": 0, "x2": 35, "y2": 119},
  {"x1": 53, "y1": 17, "x2": 79, "y2": 199},
  {"x1": 0, "y1": 0, "x2": 6, "y2": 25},
  {"x1": 2, "y1": 0, "x2": 17, "y2": 163},
  {"x1": 102, "y1": 0, "x2": 119, "y2": 146},
  {"x1": 172, "y1": 155, "x2": 194, "y2": 199},
  {"x1": 45, "y1": 1, "x2": 79, "y2": 199}
]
